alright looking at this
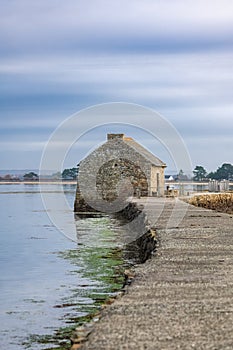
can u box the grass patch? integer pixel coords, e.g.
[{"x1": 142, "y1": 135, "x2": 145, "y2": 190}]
[{"x1": 188, "y1": 193, "x2": 233, "y2": 214}]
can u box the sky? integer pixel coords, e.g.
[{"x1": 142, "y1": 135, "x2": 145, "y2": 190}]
[{"x1": 0, "y1": 0, "x2": 233, "y2": 174}]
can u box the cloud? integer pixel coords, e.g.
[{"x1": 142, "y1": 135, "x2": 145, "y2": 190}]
[
  {"x1": 0, "y1": 1, "x2": 232, "y2": 170},
  {"x1": 0, "y1": 141, "x2": 45, "y2": 152},
  {"x1": 1, "y1": 51, "x2": 233, "y2": 115},
  {"x1": 1, "y1": 0, "x2": 233, "y2": 55}
]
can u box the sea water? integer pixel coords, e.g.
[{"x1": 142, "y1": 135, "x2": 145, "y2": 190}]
[{"x1": 0, "y1": 183, "x2": 126, "y2": 349}]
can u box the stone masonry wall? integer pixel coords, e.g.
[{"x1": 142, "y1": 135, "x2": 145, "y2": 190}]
[{"x1": 96, "y1": 158, "x2": 149, "y2": 201}]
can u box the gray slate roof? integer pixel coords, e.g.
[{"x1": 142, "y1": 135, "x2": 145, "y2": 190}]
[{"x1": 123, "y1": 138, "x2": 166, "y2": 167}]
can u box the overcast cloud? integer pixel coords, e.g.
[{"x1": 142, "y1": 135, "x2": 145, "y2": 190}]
[{"x1": 0, "y1": 0, "x2": 233, "y2": 172}]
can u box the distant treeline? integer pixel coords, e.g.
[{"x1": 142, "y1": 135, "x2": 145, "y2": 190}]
[
  {"x1": 0, "y1": 169, "x2": 78, "y2": 181},
  {"x1": 193, "y1": 163, "x2": 233, "y2": 181}
]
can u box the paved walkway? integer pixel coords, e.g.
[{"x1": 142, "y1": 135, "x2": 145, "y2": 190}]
[{"x1": 81, "y1": 198, "x2": 233, "y2": 350}]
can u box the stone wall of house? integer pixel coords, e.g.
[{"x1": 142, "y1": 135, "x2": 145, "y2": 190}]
[
  {"x1": 75, "y1": 138, "x2": 151, "y2": 211},
  {"x1": 96, "y1": 158, "x2": 149, "y2": 201}
]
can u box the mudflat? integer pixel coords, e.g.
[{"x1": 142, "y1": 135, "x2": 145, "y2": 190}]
[{"x1": 80, "y1": 198, "x2": 233, "y2": 350}]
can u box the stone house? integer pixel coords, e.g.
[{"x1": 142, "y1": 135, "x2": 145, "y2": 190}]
[{"x1": 74, "y1": 134, "x2": 166, "y2": 212}]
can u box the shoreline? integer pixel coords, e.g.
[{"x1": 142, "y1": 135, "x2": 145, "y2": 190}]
[
  {"x1": 0, "y1": 180, "x2": 77, "y2": 185},
  {"x1": 1, "y1": 180, "x2": 232, "y2": 189},
  {"x1": 70, "y1": 201, "x2": 157, "y2": 349}
]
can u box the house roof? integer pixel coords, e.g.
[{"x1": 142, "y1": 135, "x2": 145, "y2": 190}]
[
  {"x1": 124, "y1": 138, "x2": 166, "y2": 167},
  {"x1": 107, "y1": 134, "x2": 166, "y2": 167}
]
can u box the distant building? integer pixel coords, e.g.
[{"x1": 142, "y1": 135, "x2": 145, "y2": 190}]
[{"x1": 165, "y1": 175, "x2": 175, "y2": 181}]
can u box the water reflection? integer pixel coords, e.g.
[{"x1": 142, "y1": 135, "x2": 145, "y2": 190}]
[{"x1": 26, "y1": 215, "x2": 129, "y2": 349}]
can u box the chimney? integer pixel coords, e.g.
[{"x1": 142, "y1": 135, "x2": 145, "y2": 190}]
[{"x1": 107, "y1": 133, "x2": 125, "y2": 140}]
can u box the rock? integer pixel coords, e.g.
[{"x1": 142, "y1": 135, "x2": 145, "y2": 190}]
[{"x1": 70, "y1": 344, "x2": 82, "y2": 349}]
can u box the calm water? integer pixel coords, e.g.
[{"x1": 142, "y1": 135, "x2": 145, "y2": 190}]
[{"x1": 0, "y1": 184, "x2": 127, "y2": 349}]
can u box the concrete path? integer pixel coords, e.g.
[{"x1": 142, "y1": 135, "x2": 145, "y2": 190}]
[{"x1": 81, "y1": 198, "x2": 233, "y2": 350}]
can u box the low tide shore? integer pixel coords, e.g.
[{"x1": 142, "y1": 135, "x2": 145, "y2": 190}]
[
  {"x1": 0, "y1": 180, "x2": 77, "y2": 185},
  {"x1": 77, "y1": 197, "x2": 233, "y2": 350}
]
